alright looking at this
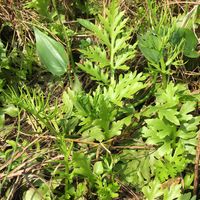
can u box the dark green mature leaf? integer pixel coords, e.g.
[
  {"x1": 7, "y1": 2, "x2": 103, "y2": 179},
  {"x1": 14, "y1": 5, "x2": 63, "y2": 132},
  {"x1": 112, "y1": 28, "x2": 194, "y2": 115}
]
[
  {"x1": 138, "y1": 32, "x2": 162, "y2": 64},
  {"x1": 171, "y1": 28, "x2": 199, "y2": 58},
  {"x1": 34, "y1": 28, "x2": 69, "y2": 76},
  {"x1": 179, "y1": 193, "x2": 196, "y2": 200},
  {"x1": 183, "y1": 29, "x2": 199, "y2": 58}
]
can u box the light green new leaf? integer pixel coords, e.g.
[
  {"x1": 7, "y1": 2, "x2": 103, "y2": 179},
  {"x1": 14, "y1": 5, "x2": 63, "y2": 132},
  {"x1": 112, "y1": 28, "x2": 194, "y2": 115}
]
[
  {"x1": 163, "y1": 184, "x2": 181, "y2": 200},
  {"x1": 87, "y1": 126, "x2": 105, "y2": 142},
  {"x1": 142, "y1": 179, "x2": 163, "y2": 200},
  {"x1": 180, "y1": 101, "x2": 196, "y2": 115},
  {"x1": 62, "y1": 91, "x2": 73, "y2": 118},
  {"x1": 93, "y1": 161, "x2": 104, "y2": 175},
  {"x1": 3, "y1": 105, "x2": 18, "y2": 117},
  {"x1": 0, "y1": 105, "x2": 18, "y2": 128},
  {"x1": 23, "y1": 188, "x2": 42, "y2": 200},
  {"x1": 105, "y1": 72, "x2": 146, "y2": 106},
  {"x1": 107, "y1": 120, "x2": 124, "y2": 139},
  {"x1": 23, "y1": 183, "x2": 52, "y2": 200},
  {"x1": 159, "y1": 109, "x2": 180, "y2": 125},
  {"x1": 34, "y1": 28, "x2": 69, "y2": 76}
]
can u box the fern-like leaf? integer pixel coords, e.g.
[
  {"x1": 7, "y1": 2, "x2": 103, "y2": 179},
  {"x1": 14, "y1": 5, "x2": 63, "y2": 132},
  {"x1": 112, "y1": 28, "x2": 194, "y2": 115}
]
[
  {"x1": 79, "y1": 46, "x2": 109, "y2": 68},
  {"x1": 104, "y1": 72, "x2": 146, "y2": 106},
  {"x1": 77, "y1": 61, "x2": 108, "y2": 84}
]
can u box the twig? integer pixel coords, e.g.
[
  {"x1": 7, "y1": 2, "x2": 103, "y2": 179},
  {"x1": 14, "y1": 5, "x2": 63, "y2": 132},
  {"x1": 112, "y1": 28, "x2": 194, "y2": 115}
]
[
  {"x1": 18, "y1": 131, "x2": 99, "y2": 146},
  {"x1": 168, "y1": 1, "x2": 200, "y2": 5},
  {"x1": 0, "y1": 164, "x2": 38, "y2": 179},
  {"x1": 194, "y1": 132, "x2": 200, "y2": 196},
  {"x1": 111, "y1": 145, "x2": 155, "y2": 150},
  {"x1": 0, "y1": 138, "x2": 40, "y2": 171}
]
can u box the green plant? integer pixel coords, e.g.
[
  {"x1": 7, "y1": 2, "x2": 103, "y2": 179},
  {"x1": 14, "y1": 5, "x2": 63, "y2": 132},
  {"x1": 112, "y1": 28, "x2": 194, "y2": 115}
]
[
  {"x1": 138, "y1": 22, "x2": 183, "y2": 87},
  {"x1": 138, "y1": 5, "x2": 199, "y2": 88},
  {"x1": 113, "y1": 81, "x2": 199, "y2": 197},
  {"x1": 25, "y1": 0, "x2": 51, "y2": 19},
  {"x1": 1, "y1": 1, "x2": 199, "y2": 199},
  {"x1": 140, "y1": 82, "x2": 199, "y2": 195},
  {"x1": 72, "y1": 0, "x2": 146, "y2": 142},
  {"x1": 77, "y1": 0, "x2": 137, "y2": 79},
  {"x1": 142, "y1": 82, "x2": 199, "y2": 157}
]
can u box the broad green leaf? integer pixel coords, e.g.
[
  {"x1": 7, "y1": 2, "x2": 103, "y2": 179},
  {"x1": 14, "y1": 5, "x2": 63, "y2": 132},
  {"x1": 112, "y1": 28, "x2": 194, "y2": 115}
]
[
  {"x1": 138, "y1": 33, "x2": 162, "y2": 64},
  {"x1": 180, "y1": 101, "x2": 196, "y2": 121},
  {"x1": 6, "y1": 140, "x2": 17, "y2": 150},
  {"x1": 141, "y1": 158, "x2": 151, "y2": 181},
  {"x1": 73, "y1": 152, "x2": 95, "y2": 183},
  {"x1": 171, "y1": 28, "x2": 199, "y2": 58},
  {"x1": 34, "y1": 28, "x2": 69, "y2": 76},
  {"x1": 93, "y1": 161, "x2": 104, "y2": 175},
  {"x1": 184, "y1": 174, "x2": 194, "y2": 190},
  {"x1": 180, "y1": 101, "x2": 196, "y2": 115},
  {"x1": 184, "y1": 117, "x2": 200, "y2": 131},
  {"x1": 158, "y1": 143, "x2": 171, "y2": 157},
  {"x1": 23, "y1": 183, "x2": 51, "y2": 200},
  {"x1": 86, "y1": 126, "x2": 105, "y2": 142},
  {"x1": 23, "y1": 188, "x2": 42, "y2": 200},
  {"x1": 176, "y1": 5, "x2": 199, "y2": 29},
  {"x1": 3, "y1": 105, "x2": 18, "y2": 117},
  {"x1": 107, "y1": 120, "x2": 124, "y2": 139},
  {"x1": 179, "y1": 193, "x2": 196, "y2": 200},
  {"x1": 183, "y1": 29, "x2": 199, "y2": 58}
]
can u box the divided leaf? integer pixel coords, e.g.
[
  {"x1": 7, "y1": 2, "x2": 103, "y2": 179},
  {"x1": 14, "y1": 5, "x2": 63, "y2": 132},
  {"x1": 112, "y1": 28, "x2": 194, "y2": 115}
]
[
  {"x1": 104, "y1": 72, "x2": 146, "y2": 106},
  {"x1": 78, "y1": 19, "x2": 110, "y2": 47}
]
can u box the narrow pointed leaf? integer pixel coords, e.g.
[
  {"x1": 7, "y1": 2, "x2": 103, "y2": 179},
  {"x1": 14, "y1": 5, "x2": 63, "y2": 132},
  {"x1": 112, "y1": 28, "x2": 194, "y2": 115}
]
[{"x1": 34, "y1": 28, "x2": 69, "y2": 76}]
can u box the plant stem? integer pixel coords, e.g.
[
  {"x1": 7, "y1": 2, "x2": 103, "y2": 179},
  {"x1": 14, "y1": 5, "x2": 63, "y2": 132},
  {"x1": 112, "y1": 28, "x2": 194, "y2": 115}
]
[
  {"x1": 110, "y1": 34, "x2": 115, "y2": 78},
  {"x1": 57, "y1": 135, "x2": 73, "y2": 199},
  {"x1": 160, "y1": 57, "x2": 167, "y2": 88},
  {"x1": 162, "y1": 73, "x2": 167, "y2": 89},
  {"x1": 52, "y1": 0, "x2": 75, "y2": 86}
]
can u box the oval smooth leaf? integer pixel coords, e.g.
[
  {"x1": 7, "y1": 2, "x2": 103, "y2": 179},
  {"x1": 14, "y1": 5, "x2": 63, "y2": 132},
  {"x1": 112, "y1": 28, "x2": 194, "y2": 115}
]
[
  {"x1": 93, "y1": 161, "x2": 104, "y2": 175},
  {"x1": 34, "y1": 28, "x2": 69, "y2": 76}
]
